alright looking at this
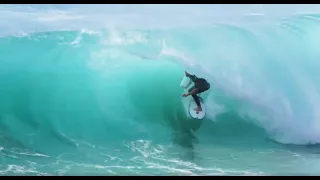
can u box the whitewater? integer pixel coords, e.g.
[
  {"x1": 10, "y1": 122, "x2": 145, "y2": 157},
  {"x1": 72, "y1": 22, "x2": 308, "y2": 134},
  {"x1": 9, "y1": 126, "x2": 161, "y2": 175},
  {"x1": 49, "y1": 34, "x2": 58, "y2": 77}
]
[{"x1": 1, "y1": 4, "x2": 320, "y2": 175}]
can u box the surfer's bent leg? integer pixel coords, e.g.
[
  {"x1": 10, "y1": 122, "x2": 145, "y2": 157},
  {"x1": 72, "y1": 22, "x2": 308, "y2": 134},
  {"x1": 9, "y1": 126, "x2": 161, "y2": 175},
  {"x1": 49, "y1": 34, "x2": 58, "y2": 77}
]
[
  {"x1": 197, "y1": 83, "x2": 210, "y2": 94},
  {"x1": 193, "y1": 83, "x2": 210, "y2": 107},
  {"x1": 192, "y1": 94, "x2": 201, "y2": 107},
  {"x1": 188, "y1": 86, "x2": 201, "y2": 107}
]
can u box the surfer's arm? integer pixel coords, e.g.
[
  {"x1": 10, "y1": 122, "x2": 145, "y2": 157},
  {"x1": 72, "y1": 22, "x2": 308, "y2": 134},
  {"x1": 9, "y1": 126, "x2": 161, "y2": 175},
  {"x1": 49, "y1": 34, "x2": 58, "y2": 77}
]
[
  {"x1": 183, "y1": 88, "x2": 198, "y2": 97},
  {"x1": 188, "y1": 88, "x2": 198, "y2": 95}
]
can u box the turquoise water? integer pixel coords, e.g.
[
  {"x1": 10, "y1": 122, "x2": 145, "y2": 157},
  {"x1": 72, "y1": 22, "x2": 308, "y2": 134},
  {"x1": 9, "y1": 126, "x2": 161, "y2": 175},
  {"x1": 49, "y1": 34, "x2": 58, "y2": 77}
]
[{"x1": 1, "y1": 5, "x2": 320, "y2": 176}]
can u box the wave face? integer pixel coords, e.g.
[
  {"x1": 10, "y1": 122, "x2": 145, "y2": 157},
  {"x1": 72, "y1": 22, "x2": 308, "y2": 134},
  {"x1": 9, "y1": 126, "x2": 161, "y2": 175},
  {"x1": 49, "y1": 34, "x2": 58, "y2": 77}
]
[{"x1": 2, "y1": 5, "x2": 320, "y2": 175}]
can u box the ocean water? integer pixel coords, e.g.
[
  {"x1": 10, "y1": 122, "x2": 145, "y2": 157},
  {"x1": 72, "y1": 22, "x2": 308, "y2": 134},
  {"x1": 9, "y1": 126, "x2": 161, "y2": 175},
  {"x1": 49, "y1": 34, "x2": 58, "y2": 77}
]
[{"x1": 1, "y1": 4, "x2": 320, "y2": 176}]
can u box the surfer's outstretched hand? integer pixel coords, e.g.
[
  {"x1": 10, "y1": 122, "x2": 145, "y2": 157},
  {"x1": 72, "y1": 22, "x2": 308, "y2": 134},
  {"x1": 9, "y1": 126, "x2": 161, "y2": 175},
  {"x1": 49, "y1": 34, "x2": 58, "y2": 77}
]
[{"x1": 182, "y1": 93, "x2": 189, "y2": 97}]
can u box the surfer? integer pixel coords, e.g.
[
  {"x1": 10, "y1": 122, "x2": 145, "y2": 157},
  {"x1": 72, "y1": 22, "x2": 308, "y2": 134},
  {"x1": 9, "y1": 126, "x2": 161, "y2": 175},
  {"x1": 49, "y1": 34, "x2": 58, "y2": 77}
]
[{"x1": 182, "y1": 71, "x2": 210, "y2": 112}]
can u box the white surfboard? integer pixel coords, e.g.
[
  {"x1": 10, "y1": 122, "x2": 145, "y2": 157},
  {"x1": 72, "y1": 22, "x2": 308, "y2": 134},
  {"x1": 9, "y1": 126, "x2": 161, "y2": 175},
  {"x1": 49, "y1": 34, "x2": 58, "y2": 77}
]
[
  {"x1": 180, "y1": 74, "x2": 192, "y2": 89},
  {"x1": 188, "y1": 98, "x2": 206, "y2": 120}
]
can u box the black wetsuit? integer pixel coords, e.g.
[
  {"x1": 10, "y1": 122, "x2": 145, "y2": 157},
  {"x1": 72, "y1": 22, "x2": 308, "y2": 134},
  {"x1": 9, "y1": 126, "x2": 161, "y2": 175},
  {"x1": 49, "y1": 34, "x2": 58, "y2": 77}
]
[{"x1": 186, "y1": 74, "x2": 210, "y2": 107}]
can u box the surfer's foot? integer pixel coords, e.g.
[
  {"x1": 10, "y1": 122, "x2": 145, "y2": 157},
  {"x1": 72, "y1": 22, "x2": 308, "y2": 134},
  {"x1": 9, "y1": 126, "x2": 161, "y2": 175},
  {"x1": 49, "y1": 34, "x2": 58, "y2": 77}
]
[{"x1": 194, "y1": 107, "x2": 202, "y2": 112}]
